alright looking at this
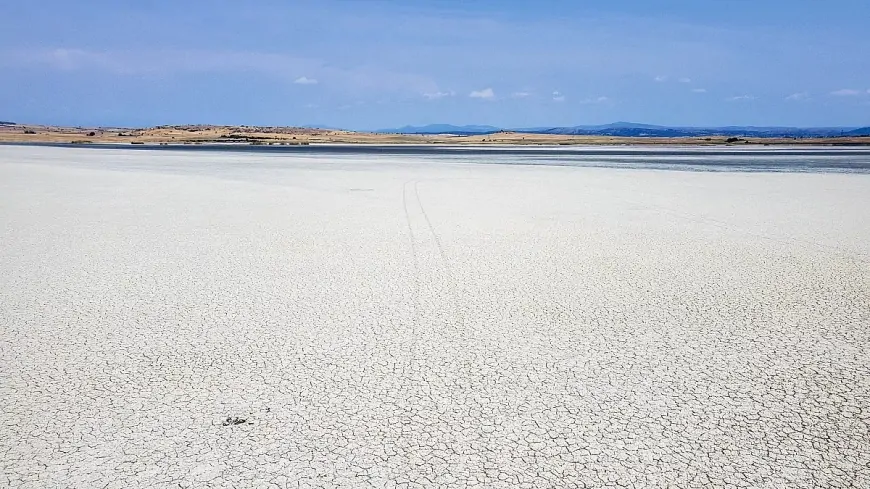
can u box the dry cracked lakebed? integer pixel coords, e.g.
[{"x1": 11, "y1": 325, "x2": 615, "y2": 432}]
[{"x1": 1, "y1": 145, "x2": 869, "y2": 488}]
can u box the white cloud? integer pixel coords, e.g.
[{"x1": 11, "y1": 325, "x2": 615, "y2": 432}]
[
  {"x1": 654, "y1": 75, "x2": 667, "y2": 82},
  {"x1": 678, "y1": 77, "x2": 692, "y2": 83},
  {"x1": 422, "y1": 91, "x2": 455, "y2": 99},
  {"x1": 785, "y1": 92, "x2": 809, "y2": 101},
  {"x1": 727, "y1": 95, "x2": 756, "y2": 101},
  {"x1": 511, "y1": 91, "x2": 531, "y2": 98},
  {"x1": 578, "y1": 96, "x2": 609, "y2": 104},
  {"x1": 830, "y1": 88, "x2": 861, "y2": 96},
  {"x1": 552, "y1": 91, "x2": 565, "y2": 102},
  {"x1": 294, "y1": 76, "x2": 319, "y2": 85},
  {"x1": 691, "y1": 88, "x2": 707, "y2": 93},
  {"x1": 469, "y1": 88, "x2": 495, "y2": 99}
]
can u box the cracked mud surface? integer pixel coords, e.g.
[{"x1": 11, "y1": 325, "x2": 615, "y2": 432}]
[{"x1": 1, "y1": 146, "x2": 869, "y2": 488}]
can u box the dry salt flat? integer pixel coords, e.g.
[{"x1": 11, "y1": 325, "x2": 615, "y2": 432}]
[{"x1": 1, "y1": 145, "x2": 869, "y2": 489}]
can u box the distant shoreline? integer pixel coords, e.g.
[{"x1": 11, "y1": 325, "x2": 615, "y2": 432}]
[
  {"x1": 5, "y1": 141, "x2": 870, "y2": 154},
  {"x1": 2, "y1": 123, "x2": 869, "y2": 147}
]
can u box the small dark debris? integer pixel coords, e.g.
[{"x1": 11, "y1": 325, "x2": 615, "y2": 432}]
[{"x1": 222, "y1": 416, "x2": 250, "y2": 426}]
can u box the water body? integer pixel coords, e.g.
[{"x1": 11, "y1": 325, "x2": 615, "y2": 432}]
[{"x1": 4, "y1": 142, "x2": 870, "y2": 173}]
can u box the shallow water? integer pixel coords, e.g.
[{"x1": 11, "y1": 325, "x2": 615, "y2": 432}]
[{"x1": 5, "y1": 142, "x2": 870, "y2": 173}]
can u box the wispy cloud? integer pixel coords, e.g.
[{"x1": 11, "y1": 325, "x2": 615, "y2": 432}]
[
  {"x1": 655, "y1": 75, "x2": 692, "y2": 84},
  {"x1": 422, "y1": 90, "x2": 455, "y2": 99},
  {"x1": 338, "y1": 101, "x2": 366, "y2": 110},
  {"x1": 830, "y1": 88, "x2": 862, "y2": 96},
  {"x1": 511, "y1": 91, "x2": 531, "y2": 98},
  {"x1": 578, "y1": 96, "x2": 610, "y2": 104},
  {"x1": 727, "y1": 95, "x2": 756, "y2": 101},
  {"x1": 692, "y1": 88, "x2": 707, "y2": 93},
  {"x1": 785, "y1": 92, "x2": 810, "y2": 101},
  {"x1": 0, "y1": 47, "x2": 441, "y2": 95},
  {"x1": 552, "y1": 91, "x2": 565, "y2": 102},
  {"x1": 469, "y1": 88, "x2": 495, "y2": 99}
]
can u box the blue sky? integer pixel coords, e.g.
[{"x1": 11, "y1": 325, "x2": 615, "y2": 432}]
[{"x1": 1, "y1": 0, "x2": 869, "y2": 129}]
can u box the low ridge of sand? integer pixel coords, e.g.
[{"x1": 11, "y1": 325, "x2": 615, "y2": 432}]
[{"x1": 2, "y1": 122, "x2": 869, "y2": 146}]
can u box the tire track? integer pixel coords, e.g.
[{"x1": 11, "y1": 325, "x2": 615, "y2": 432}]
[
  {"x1": 402, "y1": 179, "x2": 422, "y2": 338},
  {"x1": 409, "y1": 179, "x2": 468, "y2": 345},
  {"x1": 414, "y1": 180, "x2": 454, "y2": 277}
]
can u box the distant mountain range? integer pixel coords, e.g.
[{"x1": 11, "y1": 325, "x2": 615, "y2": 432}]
[
  {"x1": 377, "y1": 124, "x2": 502, "y2": 135},
  {"x1": 377, "y1": 121, "x2": 870, "y2": 138},
  {"x1": 4, "y1": 119, "x2": 868, "y2": 138}
]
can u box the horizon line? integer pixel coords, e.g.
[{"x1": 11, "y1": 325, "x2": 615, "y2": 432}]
[{"x1": 3, "y1": 120, "x2": 869, "y2": 131}]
